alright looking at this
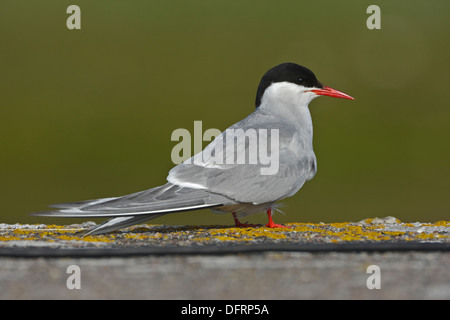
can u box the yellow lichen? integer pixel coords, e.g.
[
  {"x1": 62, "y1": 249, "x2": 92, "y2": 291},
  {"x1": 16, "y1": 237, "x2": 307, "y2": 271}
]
[
  {"x1": 414, "y1": 233, "x2": 436, "y2": 240},
  {"x1": 382, "y1": 231, "x2": 406, "y2": 237},
  {"x1": 430, "y1": 221, "x2": 449, "y2": 227},
  {"x1": 0, "y1": 220, "x2": 448, "y2": 244}
]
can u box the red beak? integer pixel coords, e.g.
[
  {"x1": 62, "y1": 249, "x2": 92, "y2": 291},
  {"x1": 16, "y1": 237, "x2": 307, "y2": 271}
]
[{"x1": 309, "y1": 86, "x2": 354, "y2": 100}]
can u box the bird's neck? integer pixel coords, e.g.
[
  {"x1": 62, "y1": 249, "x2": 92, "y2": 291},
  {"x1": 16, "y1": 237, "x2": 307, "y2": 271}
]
[{"x1": 258, "y1": 84, "x2": 315, "y2": 136}]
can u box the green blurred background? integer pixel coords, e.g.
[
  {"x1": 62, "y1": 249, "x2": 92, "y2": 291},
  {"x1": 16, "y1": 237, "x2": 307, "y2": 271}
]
[{"x1": 1, "y1": 1, "x2": 449, "y2": 226}]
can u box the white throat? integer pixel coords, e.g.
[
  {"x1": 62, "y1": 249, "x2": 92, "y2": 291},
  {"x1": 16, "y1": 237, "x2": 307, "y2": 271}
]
[{"x1": 258, "y1": 82, "x2": 318, "y2": 132}]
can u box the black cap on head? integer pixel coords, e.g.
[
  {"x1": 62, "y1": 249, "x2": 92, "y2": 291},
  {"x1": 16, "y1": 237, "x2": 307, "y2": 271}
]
[{"x1": 255, "y1": 63, "x2": 323, "y2": 108}]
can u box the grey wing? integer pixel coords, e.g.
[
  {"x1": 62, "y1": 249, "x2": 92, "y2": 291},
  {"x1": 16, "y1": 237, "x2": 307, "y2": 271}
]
[
  {"x1": 167, "y1": 112, "x2": 317, "y2": 204},
  {"x1": 35, "y1": 182, "x2": 236, "y2": 236},
  {"x1": 34, "y1": 183, "x2": 234, "y2": 218}
]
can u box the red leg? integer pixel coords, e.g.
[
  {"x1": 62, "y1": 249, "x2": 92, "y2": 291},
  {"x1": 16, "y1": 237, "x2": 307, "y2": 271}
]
[
  {"x1": 232, "y1": 212, "x2": 258, "y2": 227},
  {"x1": 265, "y1": 209, "x2": 290, "y2": 228}
]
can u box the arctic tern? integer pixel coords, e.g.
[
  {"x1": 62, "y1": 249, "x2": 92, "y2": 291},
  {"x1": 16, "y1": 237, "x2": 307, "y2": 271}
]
[{"x1": 35, "y1": 63, "x2": 354, "y2": 235}]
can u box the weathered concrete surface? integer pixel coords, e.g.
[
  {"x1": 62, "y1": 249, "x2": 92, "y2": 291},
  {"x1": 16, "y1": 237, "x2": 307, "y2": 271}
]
[
  {"x1": 1, "y1": 252, "x2": 449, "y2": 299},
  {"x1": 0, "y1": 217, "x2": 448, "y2": 249},
  {"x1": 0, "y1": 218, "x2": 449, "y2": 299}
]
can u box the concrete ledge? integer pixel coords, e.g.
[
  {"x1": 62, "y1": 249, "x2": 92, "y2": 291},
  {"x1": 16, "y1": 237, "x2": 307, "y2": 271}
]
[
  {"x1": 1, "y1": 218, "x2": 448, "y2": 299},
  {"x1": 0, "y1": 218, "x2": 448, "y2": 253}
]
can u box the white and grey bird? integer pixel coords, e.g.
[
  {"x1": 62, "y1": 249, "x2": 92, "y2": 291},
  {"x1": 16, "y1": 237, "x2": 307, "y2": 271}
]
[{"x1": 35, "y1": 63, "x2": 354, "y2": 235}]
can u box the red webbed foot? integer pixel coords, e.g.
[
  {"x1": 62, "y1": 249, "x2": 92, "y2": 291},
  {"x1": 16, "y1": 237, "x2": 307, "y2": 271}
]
[{"x1": 265, "y1": 209, "x2": 290, "y2": 228}]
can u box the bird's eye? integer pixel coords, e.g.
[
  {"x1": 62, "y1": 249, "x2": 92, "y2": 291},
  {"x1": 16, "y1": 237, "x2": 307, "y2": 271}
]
[{"x1": 298, "y1": 78, "x2": 303, "y2": 82}]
